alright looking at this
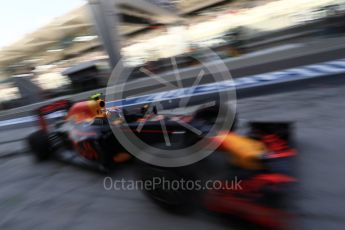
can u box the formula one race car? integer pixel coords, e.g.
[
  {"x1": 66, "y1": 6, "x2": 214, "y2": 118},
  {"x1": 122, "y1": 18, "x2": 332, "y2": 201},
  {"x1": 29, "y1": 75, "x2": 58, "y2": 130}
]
[
  {"x1": 139, "y1": 122, "x2": 297, "y2": 229},
  {"x1": 27, "y1": 95, "x2": 129, "y2": 172},
  {"x1": 27, "y1": 93, "x2": 297, "y2": 228},
  {"x1": 27, "y1": 93, "x2": 226, "y2": 172},
  {"x1": 204, "y1": 123, "x2": 297, "y2": 229}
]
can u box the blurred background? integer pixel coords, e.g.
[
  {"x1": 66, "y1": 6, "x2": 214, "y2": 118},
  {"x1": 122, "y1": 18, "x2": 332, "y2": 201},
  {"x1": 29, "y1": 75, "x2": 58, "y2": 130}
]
[
  {"x1": 1, "y1": 1, "x2": 345, "y2": 230},
  {"x1": 1, "y1": 0, "x2": 345, "y2": 109}
]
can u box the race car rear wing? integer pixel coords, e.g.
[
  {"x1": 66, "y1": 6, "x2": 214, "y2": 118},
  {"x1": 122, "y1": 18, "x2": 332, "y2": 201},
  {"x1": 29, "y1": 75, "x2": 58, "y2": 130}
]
[{"x1": 37, "y1": 99, "x2": 71, "y2": 132}]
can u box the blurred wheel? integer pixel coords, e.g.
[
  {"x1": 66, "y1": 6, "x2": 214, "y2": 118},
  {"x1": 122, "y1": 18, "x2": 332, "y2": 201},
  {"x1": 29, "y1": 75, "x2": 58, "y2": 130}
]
[
  {"x1": 139, "y1": 164, "x2": 199, "y2": 211},
  {"x1": 27, "y1": 130, "x2": 52, "y2": 161}
]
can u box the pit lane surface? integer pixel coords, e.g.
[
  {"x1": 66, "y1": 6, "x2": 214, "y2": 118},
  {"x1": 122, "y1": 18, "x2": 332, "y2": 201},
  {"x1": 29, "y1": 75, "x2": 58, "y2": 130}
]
[
  {"x1": 237, "y1": 79, "x2": 345, "y2": 229},
  {"x1": 1, "y1": 78, "x2": 345, "y2": 229}
]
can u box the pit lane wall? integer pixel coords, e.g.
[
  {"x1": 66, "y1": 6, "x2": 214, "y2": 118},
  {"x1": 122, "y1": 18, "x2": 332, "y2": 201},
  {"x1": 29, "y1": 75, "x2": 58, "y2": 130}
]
[
  {"x1": 1, "y1": 37, "x2": 345, "y2": 124},
  {"x1": 1, "y1": 55, "x2": 345, "y2": 128},
  {"x1": 1, "y1": 34, "x2": 345, "y2": 117}
]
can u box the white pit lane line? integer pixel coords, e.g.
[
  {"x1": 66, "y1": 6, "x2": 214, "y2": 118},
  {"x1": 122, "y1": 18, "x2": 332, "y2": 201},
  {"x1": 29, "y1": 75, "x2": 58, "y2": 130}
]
[{"x1": 1, "y1": 58, "x2": 345, "y2": 128}]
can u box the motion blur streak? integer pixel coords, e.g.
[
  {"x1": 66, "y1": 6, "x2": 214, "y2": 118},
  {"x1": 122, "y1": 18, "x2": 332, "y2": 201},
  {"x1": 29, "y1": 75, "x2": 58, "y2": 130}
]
[{"x1": 1, "y1": 0, "x2": 345, "y2": 230}]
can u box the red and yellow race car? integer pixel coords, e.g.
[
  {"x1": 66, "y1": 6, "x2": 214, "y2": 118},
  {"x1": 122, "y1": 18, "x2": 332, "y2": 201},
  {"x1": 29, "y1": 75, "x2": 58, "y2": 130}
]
[
  {"x1": 139, "y1": 122, "x2": 297, "y2": 229},
  {"x1": 27, "y1": 94, "x2": 228, "y2": 172},
  {"x1": 27, "y1": 94, "x2": 297, "y2": 228}
]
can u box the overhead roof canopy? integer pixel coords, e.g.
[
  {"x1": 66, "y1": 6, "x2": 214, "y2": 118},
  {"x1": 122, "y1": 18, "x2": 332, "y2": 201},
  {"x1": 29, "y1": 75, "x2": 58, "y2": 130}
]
[{"x1": 0, "y1": 0, "x2": 227, "y2": 75}]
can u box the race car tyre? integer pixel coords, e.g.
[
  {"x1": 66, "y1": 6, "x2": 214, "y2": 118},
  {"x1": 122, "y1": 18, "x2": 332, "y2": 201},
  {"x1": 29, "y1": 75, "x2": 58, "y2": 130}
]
[
  {"x1": 27, "y1": 130, "x2": 52, "y2": 161},
  {"x1": 98, "y1": 131, "x2": 131, "y2": 170},
  {"x1": 139, "y1": 164, "x2": 199, "y2": 212}
]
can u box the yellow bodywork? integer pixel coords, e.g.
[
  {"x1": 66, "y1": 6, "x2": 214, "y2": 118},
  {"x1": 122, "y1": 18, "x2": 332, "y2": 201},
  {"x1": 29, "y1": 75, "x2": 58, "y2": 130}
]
[{"x1": 215, "y1": 133, "x2": 268, "y2": 170}]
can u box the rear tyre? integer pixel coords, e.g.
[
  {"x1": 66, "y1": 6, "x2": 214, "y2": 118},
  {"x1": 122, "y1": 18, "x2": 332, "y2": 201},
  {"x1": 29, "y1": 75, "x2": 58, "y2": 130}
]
[{"x1": 27, "y1": 130, "x2": 52, "y2": 161}]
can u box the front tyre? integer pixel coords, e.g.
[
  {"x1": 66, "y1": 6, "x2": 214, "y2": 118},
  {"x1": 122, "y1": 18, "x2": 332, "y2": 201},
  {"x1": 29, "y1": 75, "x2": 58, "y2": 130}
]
[{"x1": 139, "y1": 164, "x2": 199, "y2": 212}]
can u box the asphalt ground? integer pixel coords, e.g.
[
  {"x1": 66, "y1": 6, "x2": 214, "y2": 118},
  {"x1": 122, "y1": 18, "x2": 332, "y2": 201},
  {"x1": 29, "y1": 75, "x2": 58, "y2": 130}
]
[
  {"x1": 237, "y1": 78, "x2": 345, "y2": 229},
  {"x1": 0, "y1": 74, "x2": 344, "y2": 229}
]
